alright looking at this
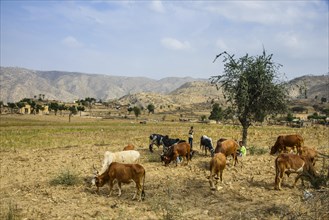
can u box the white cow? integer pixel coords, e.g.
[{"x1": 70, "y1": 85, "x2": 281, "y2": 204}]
[{"x1": 99, "y1": 150, "x2": 140, "y2": 174}]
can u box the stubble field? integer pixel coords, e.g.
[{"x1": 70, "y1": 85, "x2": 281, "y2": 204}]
[{"x1": 1, "y1": 114, "x2": 328, "y2": 219}]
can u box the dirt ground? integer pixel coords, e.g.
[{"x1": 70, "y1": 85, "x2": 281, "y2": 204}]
[
  {"x1": 1, "y1": 142, "x2": 328, "y2": 220},
  {"x1": 1, "y1": 114, "x2": 329, "y2": 219}
]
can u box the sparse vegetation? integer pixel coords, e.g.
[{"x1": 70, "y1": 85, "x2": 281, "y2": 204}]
[
  {"x1": 50, "y1": 169, "x2": 80, "y2": 186},
  {"x1": 1, "y1": 115, "x2": 328, "y2": 219}
]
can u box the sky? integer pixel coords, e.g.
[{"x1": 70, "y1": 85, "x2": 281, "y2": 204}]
[{"x1": 1, "y1": 0, "x2": 328, "y2": 80}]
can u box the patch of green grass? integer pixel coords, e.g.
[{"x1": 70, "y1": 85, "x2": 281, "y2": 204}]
[
  {"x1": 50, "y1": 169, "x2": 80, "y2": 186},
  {"x1": 248, "y1": 146, "x2": 268, "y2": 155}
]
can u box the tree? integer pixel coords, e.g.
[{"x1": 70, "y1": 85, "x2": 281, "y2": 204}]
[
  {"x1": 211, "y1": 50, "x2": 287, "y2": 146},
  {"x1": 133, "y1": 106, "x2": 141, "y2": 118},
  {"x1": 209, "y1": 103, "x2": 223, "y2": 123},
  {"x1": 147, "y1": 104, "x2": 155, "y2": 114},
  {"x1": 77, "y1": 106, "x2": 85, "y2": 116},
  {"x1": 321, "y1": 97, "x2": 327, "y2": 103},
  {"x1": 68, "y1": 106, "x2": 77, "y2": 122},
  {"x1": 49, "y1": 102, "x2": 59, "y2": 115}
]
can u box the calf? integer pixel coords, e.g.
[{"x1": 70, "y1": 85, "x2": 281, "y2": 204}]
[
  {"x1": 92, "y1": 162, "x2": 145, "y2": 201},
  {"x1": 100, "y1": 150, "x2": 140, "y2": 174},
  {"x1": 270, "y1": 134, "x2": 304, "y2": 155},
  {"x1": 274, "y1": 153, "x2": 316, "y2": 190},
  {"x1": 162, "y1": 142, "x2": 191, "y2": 166},
  {"x1": 200, "y1": 135, "x2": 215, "y2": 156},
  {"x1": 215, "y1": 139, "x2": 238, "y2": 166},
  {"x1": 123, "y1": 144, "x2": 135, "y2": 151},
  {"x1": 209, "y1": 153, "x2": 226, "y2": 190}
]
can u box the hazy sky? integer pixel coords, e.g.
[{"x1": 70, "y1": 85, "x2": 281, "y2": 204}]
[{"x1": 1, "y1": 0, "x2": 328, "y2": 80}]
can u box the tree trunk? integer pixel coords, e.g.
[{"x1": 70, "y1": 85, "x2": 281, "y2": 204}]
[{"x1": 241, "y1": 124, "x2": 248, "y2": 147}]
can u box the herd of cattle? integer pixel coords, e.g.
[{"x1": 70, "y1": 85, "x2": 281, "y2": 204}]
[{"x1": 91, "y1": 133, "x2": 327, "y2": 201}]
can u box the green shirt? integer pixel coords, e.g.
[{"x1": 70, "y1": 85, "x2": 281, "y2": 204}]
[{"x1": 240, "y1": 146, "x2": 247, "y2": 156}]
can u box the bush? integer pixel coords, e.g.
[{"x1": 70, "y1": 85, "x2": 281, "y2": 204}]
[
  {"x1": 248, "y1": 146, "x2": 268, "y2": 155},
  {"x1": 50, "y1": 169, "x2": 80, "y2": 186}
]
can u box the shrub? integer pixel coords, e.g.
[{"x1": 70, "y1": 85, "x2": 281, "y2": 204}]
[
  {"x1": 248, "y1": 146, "x2": 268, "y2": 155},
  {"x1": 50, "y1": 169, "x2": 80, "y2": 186}
]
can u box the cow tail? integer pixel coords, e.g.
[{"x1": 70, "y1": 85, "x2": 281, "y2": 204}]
[{"x1": 141, "y1": 169, "x2": 146, "y2": 200}]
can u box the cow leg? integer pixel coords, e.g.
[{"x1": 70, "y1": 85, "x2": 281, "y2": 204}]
[
  {"x1": 108, "y1": 181, "x2": 114, "y2": 196},
  {"x1": 293, "y1": 173, "x2": 303, "y2": 188},
  {"x1": 219, "y1": 170, "x2": 223, "y2": 182},
  {"x1": 117, "y1": 182, "x2": 122, "y2": 197},
  {"x1": 149, "y1": 144, "x2": 153, "y2": 153}
]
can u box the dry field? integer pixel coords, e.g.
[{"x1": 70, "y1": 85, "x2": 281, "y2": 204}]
[{"x1": 1, "y1": 114, "x2": 328, "y2": 220}]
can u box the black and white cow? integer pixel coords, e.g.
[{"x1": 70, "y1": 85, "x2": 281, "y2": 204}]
[
  {"x1": 149, "y1": 134, "x2": 165, "y2": 153},
  {"x1": 200, "y1": 135, "x2": 215, "y2": 157}
]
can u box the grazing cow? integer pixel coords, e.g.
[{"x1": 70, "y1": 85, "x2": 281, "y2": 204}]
[
  {"x1": 100, "y1": 150, "x2": 140, "y2": 174},
  {"x1": 200, "y1": 135, "x2": 215, "y2": 156},
  {"x1": 209, "y1": 153, "x2": 226, "y2": 190},
  {"x1": 92, "y1": 162, "x2": 145, "y2": 201},
  {"x1": 149, "y1": 134, "x2": 165, "y2": 152},
  {"x1": 123, "y1": 144, "x2": 135, "y2": 151},
  {"x1": 270, "y1": 134, "x2": 304, "y2": 155},
  {"x1": 274, "y1": 153, "x2": 316, "y2": 190},
  {"x1": 215, "y1": 139, "x2": 239, "y2": 166},
  {"x1": 300, "y1": 146, "x2": 317, "y2": 166},
  {"x1": 161, "y1": 135, "x2": 184, "y2": 154},
  {"x1": 162, "y1": 142, "x2": 191, "y2": 166}
]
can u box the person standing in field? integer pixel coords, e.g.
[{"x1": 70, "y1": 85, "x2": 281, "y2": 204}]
[{"x1": 188, "y1": 126, "x2": 194, "y2": 149}]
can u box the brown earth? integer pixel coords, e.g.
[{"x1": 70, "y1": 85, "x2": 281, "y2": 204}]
[{"x1": 1, "y1": 117, "x2": 329, "y2": 219}]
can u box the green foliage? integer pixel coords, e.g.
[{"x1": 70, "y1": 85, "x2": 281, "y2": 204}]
[
  {"x1": 68, "y1": 106, "x2": 78, "y2": 115},
  {"x1": 147, "y1": 103, "x2": 155, "y2": 114},
  {"x1": 248, "y1": 146, "x2": 268, "y2": 155},
  {"x1": 211, "y1": 49, "x2": 288, "y2": 145},
  {"x1": 133, "y1": 106, "x2": 141, "y2": 118},
  {"x1": 321, "y1": 97, "x2": 327, "y2": 103},
  {"x1": 50, "y1": 169, "x2": 80, "y2": 186},
  {"x1": 286, "y1": 112, "x2": 294, "y2": 122},
  {"x1": 209, "y1": 103, "x2": 223, "y2": 122}
]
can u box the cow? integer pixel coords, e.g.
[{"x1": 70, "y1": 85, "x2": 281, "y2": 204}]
[
  {"x1": 209, "y1": 153, "x2": 226, "y2": 190},
  {"x1": 123, "y1": 144, "x2": 135, "y2": 151},
  {"x1": 92, "y1": 162, "x2": 145, "y2": 201},
  {"x1": 270, "y1": 134, "x2": 304, "y2": 155},
  {"x1": 200, "y1": 135, "x2": 215, "y2": 156},
  {"x1": 161, "y1": 135, "x2": 184, "y2": 154},
  {"x1": 274, "y1": 153, "x2": 316, "y2": 190},
  {"x1": 162, "y1": 142, "x2": 191, "y2": 166},
  {"x1": 215, "y1": 139, "x2": 239, "y2": 166},
  {"x1": 300, "y1": 146, "x2": 318, "y2": 166},
  {"x1": 149, "y1": 134, "x2": 165, "y2": 152},
  {"x1": 100, "y1": 150, "x2": 140, "y2": 174}
]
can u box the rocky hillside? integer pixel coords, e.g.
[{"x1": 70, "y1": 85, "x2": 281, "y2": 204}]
[
  {"x1": 0, "y1": 67, "x2": 203, "y2": 103},
  {"x1": 1, "y1": 67, "x2": 327, "y2": 106}
]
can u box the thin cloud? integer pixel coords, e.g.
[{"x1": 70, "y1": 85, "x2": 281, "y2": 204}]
[
  {"x1": 161, "y1": 38, "x2": 191, "y2": 50},
  {"x1": 61, "y1": 36, "x2": 83, "y2": 48},
  {"x1": 150, "y1": 1, "x2": 165, "y2": 13}
]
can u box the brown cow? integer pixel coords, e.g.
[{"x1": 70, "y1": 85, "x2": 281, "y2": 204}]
[
  {"x1": 209, "y1": 153, "x2": 226, "y2": 190},
  {"x1": 123, "y1": 144, "x2": 135, "y2": 151},
  {"x1": 274, "y1": 153, "x2": 316, "y2": 190},
  {"x1": 215, "y1": 139, "x2": 238, "y2": 166},
  {"x1": 92, "y1": 162, "x2": 145, "y2": 201},
  {"x1": 270, "y1": 134, "x2": 304, "y2": 155},
  {"x1": 300, "y1": 146, "x2": 317, "y2": 166},
  {"x1": 162, "y1": 142, "x2": 191, "y2": 166}
]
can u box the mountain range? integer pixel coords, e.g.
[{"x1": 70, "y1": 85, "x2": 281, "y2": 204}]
[{"x1": 0, "y1": 66, "x2": 328, "y2": 105}]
